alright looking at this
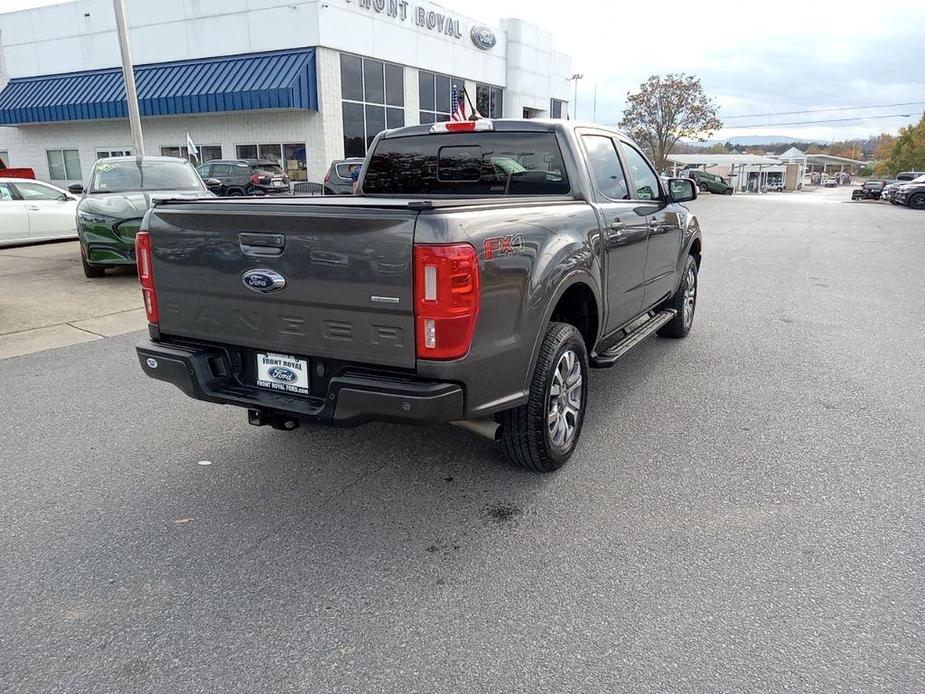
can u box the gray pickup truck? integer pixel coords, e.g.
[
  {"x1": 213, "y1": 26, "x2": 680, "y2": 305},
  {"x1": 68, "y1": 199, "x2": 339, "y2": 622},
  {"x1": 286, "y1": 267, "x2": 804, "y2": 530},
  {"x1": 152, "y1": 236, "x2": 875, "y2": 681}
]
[{"x1": 135, "y1": 119, "x2": 702, "y2": 471}]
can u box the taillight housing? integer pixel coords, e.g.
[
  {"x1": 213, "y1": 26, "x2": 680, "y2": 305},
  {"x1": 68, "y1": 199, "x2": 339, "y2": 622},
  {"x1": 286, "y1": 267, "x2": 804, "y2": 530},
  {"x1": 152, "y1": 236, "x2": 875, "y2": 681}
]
[
  {"x1": 413, "y1": 243, "x2": 480, "y2": 360},
  {"x1": 135, "y1": 230, "x2": 158, "y2": 325}
]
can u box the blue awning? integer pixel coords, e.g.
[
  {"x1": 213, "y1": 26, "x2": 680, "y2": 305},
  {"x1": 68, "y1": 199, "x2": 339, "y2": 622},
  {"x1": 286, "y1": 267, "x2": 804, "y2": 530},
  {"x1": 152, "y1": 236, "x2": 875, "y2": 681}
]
[{"x1": 0, "y1": 48, "x2": 317, "y2": 125}]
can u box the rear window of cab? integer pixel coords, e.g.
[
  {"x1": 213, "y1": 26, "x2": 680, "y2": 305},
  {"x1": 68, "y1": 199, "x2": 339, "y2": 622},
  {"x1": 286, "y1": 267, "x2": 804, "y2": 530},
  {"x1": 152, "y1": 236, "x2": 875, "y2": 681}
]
[{"x1": 363, "y1": 132, "x2": 570, "y2": 196}]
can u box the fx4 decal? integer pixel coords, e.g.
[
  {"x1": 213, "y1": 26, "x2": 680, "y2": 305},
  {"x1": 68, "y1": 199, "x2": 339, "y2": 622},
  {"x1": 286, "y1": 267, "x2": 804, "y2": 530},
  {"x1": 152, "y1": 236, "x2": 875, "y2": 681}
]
[{"x1": 483, "y1": 234, "x2": 525, "y2": 260}]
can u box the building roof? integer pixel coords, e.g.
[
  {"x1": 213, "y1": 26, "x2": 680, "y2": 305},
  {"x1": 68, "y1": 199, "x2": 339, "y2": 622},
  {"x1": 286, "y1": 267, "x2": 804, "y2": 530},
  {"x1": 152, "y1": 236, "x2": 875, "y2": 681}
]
[
  {"x1": 0, "y1": 48, "x2": 317, "y2": 126},
  {"x1": 667, "y1": 153, "x2": 782, "y2": 166},
  {"x1": 778, "y1": 147, "x2": 806, "y2": 160},
  {"x1": 805, "y1": 153, "x2": 866, "y2": 165}
]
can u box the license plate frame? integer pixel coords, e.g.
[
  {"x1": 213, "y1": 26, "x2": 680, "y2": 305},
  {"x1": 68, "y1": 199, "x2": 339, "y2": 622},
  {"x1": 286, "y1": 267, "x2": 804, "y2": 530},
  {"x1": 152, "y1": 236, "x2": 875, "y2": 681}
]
[{"x1": 256, "y1": 352, "x2": 310, "y2": 395}]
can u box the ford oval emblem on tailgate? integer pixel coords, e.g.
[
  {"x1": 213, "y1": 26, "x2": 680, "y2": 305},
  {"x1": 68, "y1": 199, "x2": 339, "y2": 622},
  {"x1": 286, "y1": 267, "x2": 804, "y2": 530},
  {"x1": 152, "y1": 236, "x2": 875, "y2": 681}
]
[{"x1": 242, "y1": 269, "x2": 286, "y2": 293}]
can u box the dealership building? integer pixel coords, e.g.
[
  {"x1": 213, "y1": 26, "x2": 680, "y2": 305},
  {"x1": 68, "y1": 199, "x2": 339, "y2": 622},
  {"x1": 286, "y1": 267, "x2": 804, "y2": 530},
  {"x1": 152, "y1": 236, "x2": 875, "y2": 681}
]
[{"x1": 0, "y1": 0, "x2": 573, "y2": 186}]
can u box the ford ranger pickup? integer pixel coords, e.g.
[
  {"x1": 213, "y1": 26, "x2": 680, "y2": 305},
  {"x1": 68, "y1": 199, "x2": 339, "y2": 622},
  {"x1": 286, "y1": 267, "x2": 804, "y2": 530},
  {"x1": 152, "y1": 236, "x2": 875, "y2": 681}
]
[{"x1": 135, "y1": 119, "x2": 703, "y2": 471}]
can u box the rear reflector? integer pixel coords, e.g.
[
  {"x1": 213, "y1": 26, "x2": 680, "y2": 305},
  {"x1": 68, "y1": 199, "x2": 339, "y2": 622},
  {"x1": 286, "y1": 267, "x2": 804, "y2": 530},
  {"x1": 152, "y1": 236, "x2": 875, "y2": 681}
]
[
  {"x1": 413, "y1": 244, "x2": 480, "y2": 360},
  {"x1": 135, "y1": 230, "x2": 159, "y2": 325},
  {"x1": 429, "y1": 119, "x2": 494, "y2": 134}
]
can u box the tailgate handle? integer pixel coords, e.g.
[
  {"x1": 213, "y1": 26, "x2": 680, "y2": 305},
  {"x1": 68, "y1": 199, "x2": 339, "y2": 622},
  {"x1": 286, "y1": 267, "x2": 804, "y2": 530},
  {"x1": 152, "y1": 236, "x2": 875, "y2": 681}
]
[{"x1": 239, "y1": 233, "x2": 285, "y2": 257}]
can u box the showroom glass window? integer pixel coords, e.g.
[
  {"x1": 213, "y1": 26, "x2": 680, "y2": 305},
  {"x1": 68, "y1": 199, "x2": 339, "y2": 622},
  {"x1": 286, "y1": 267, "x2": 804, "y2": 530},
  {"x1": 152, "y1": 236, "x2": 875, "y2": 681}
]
[
  {"x1": 475, "y1": 84, "x2": 504, "y2": 119},
  {"x1": 96, "y1": 149, "x2": 131, "y2": 159},
  {"x1": 46, "y1": 149, "x2": 81, "y2": 180},
  {"x1": 233, "y1": 143, "x2": 307, "y2": 180},
  {"x1": 0, "y1": 151, "x2": 10, "y2": 166},
  {"x1": 341, "y1": 54, "x2": 404, "y2": 158},
  {"x1": 419, "y1": 70, "x2": 466, "y2": 124},
  {"x1": 160, "y1": 145, "x2": 222, "y2": 164},
  {"x1": 550, "y1": 99, "x2": 567, "y2": 119}
]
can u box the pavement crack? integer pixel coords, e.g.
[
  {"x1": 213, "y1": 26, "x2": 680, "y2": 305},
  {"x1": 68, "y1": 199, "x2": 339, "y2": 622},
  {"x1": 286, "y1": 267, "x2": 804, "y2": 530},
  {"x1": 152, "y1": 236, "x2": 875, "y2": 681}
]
[{"x1": 66, "y1": 323, "x2": 106, "y2": 338}]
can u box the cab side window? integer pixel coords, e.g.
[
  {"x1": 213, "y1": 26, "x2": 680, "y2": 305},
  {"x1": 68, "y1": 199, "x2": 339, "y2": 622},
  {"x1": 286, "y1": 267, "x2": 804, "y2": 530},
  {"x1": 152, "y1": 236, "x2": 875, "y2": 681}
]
[
  {"x1": 15, "y1": 182, "x2": 61, "y2": 201},
  {"x1": 621, "y1": 144, "x2": 661, "y2": 201},
  {"x1": 582, "y1": 135, "x2": 629, "y2": 200}
]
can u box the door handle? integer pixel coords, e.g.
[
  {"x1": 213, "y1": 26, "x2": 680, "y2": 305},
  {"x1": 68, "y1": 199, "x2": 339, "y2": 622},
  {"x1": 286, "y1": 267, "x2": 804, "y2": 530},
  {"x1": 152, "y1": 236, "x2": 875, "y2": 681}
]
[
  {"x1": 25, "y1": 205, "x2": 41, "y2": 211},
  {"x1": 609, "y1": 220, "x2": 625, "y2": 234},
  {"x1": 647, "y1": 219, "x2": 661, "y2": 231}
]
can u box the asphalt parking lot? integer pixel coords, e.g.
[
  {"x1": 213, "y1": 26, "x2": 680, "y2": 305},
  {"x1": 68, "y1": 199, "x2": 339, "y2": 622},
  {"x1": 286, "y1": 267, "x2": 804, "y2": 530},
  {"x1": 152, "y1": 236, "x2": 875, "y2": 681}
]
[{"x1": 1, "y1": 187, "x2": 923, "y2": 693}]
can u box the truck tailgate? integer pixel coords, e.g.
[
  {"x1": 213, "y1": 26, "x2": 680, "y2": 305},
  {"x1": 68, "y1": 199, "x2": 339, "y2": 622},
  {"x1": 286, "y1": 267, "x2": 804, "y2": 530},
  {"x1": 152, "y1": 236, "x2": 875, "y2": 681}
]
[{"x1": 148, "y1": 200, "x2": 417, "y2": 369}]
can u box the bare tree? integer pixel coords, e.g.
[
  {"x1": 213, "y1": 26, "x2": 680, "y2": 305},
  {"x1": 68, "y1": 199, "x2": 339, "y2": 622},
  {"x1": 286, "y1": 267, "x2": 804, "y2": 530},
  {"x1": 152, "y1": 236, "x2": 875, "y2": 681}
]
[{"x1": 619, "y1": 74, "x2": 722, "y2": 171}]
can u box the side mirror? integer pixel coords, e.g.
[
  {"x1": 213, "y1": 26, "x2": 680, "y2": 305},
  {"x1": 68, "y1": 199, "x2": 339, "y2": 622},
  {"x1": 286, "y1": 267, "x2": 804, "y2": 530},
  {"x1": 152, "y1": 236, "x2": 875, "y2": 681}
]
[
  {"x1": 668, "y1": 178, "x2": 697, "y2": 203},
  {"x1": 204, "y1": 178, "x2": 222, "y2": 191},
  {"x1": 67, "y1": 182, "x2": 85, "y2": 195}
]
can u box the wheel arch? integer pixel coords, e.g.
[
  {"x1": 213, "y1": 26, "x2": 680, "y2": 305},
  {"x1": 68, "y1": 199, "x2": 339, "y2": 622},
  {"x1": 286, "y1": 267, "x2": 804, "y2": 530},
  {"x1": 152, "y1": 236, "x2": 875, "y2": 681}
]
[{"x1": 521, "y1": 273, "x2": 602, "y2": 395}]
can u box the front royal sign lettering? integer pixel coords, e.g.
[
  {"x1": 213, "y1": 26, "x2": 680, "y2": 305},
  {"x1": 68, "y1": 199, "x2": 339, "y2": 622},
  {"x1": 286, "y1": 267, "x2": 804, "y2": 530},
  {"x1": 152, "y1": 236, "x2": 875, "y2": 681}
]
[{"x1": 345, "y1": 0, "x2": 470, "y2": 41}]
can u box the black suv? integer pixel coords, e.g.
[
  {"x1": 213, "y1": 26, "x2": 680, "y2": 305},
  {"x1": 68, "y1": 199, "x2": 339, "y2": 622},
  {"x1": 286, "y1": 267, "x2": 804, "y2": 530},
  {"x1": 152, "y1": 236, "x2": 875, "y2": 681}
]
[
  {"x1": 322, "y1": 158, "x2": 364, "y2": 195},
  {"x1": 196, "y1": 159, "x2": 290, "y2": 196}
]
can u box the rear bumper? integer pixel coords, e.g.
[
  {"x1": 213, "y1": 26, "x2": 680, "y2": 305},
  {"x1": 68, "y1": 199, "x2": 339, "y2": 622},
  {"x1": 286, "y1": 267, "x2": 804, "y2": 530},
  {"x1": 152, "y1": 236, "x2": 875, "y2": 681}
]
[{"x1": 136, "y1": 339, "x2": 465, "y2": 426}]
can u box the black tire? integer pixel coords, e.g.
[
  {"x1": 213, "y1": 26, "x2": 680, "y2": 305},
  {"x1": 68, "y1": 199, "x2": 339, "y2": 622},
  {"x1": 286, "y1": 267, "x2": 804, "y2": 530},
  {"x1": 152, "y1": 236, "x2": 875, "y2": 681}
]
[
  {"x1": 227, "y1": 188, "x2": 244, "y2": 197},
  {"x1": 499, "y1": 322, "x2": 589, "y2": 472},
  {"x1": 909, "y1": 193, "x2": 925, "y2": 210},
  {"x1": 723, "y1": 188, "x2": 733, "y2": 195},
  {"x1": 699, "y1": 183, "x2": 708, "y2": 193},
  {"x1": 657, "y1": 254, "x2": 698, "y2": 338},
  {"x1": 82, "y1": 255, "x2": 105, "y2": 278}
]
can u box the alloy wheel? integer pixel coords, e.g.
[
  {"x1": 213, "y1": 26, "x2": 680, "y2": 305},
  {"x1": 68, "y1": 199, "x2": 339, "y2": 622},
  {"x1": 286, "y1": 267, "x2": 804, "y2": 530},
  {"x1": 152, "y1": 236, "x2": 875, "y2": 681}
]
[{"x1": 547, "y1": 349, "x2": 583, "y2": 449}]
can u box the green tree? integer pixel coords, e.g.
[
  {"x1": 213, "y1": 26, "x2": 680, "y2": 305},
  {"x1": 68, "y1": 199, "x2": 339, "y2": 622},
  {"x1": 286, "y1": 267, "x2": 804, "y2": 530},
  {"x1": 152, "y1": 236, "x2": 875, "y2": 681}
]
[
  {"x1": 619, "y1": 74, "x2": 722, "y2": 171},
  {"x1": 877, "y1": 113, "x2": 925, "y2": 176}
]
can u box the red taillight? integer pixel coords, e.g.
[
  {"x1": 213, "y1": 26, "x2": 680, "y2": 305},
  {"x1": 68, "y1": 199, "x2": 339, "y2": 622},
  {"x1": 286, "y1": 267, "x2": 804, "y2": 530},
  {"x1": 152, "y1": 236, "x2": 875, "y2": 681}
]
[
  {"x1": 323, "y1": 173, "x2": 331, "y2": 183},
  {"x1": 135, "y1": 230, "x2": 158, "y2": 325},
  {"x1": 413, "y1": 243, "x2": 480, "y2": 360}
]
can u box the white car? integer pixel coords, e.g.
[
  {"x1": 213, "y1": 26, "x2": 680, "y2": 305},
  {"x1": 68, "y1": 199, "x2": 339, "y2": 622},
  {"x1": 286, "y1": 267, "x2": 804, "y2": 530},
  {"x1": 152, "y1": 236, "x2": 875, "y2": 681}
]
[{"x1": 0, "y1": 178, "x2": 78, "y2": 247}]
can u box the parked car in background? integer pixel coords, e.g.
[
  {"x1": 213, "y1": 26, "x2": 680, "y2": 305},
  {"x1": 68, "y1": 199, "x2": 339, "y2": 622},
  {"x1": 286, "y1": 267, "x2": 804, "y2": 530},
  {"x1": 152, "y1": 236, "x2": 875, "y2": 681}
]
[
  {"x1": 73, "y1": 156, "x2": 216, "y2": 277},
  {"x1": 685, "y1": 169, "x2": 733, "y2": 195},
  {"x1": 0, "y1": 160, "x2": 36, "y2": 180},
  {"x1": 823, "y1": 177, "x2": 838, "y2": 188},
  {"x1": 323, "y1": 157, "x2": 364, "y2": 195},
  {"x1": 882, "y1": 171, "x2": 925, "y2": 204},
  {"x1": 894, "y1": 174, "x2": 925, "y2": 210},
  {"x1": 851, "y1": 180, "x2": 886, "y2": 201},
  {"x1": 0, "y1": 178, "x2": 77, "y2": 247},
  {"x1": 196, "y1": 159, "x2": 290, "y2": 196}
]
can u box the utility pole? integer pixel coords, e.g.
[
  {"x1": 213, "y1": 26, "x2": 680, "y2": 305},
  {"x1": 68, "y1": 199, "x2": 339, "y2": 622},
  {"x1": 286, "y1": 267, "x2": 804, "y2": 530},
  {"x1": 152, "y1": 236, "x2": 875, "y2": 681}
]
[
  {"x1": 567, "y1": 73, "x2": 583, "y2": 120},
  {"x1": 593, "y1": 82, "x2": 597, "y2": 123},
  {"x1": 113, "y1": 0, "x2": 144, "y2": 155}
]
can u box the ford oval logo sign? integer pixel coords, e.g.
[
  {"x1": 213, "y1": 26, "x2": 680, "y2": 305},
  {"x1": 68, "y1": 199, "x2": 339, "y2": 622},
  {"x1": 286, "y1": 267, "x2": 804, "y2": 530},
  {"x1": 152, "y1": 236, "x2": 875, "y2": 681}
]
[
  {"x1": 470, "y1": 25, "x2": 497, "y2": 50},
  {"x1": 267, "y1": 366, "x2": 297, "y2": 383},
  {"x1": 242, "y1": 269, "x2": 286, "y2": 294}
]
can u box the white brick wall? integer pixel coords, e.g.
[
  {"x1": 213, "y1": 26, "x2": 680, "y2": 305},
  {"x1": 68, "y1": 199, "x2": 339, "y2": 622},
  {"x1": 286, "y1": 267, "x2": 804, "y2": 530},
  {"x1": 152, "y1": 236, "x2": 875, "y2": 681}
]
[{"x1": 0, "y1": 108, "x2": 334, "y2": 185}]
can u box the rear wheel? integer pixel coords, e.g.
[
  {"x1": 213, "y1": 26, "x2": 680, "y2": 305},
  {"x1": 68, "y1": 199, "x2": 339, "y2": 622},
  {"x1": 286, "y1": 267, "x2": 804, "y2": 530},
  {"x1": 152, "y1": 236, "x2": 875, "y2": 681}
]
[
  {"x1": 699, "y1": 183, "x2": 708, "y2": 193},
  {"x1": 657, "y1": 254, "x2": 698, "y2": 338},
  {"x1": 909, "y1": 193, "x2": 925, "y2": 210},
  {"x1": 227, "y1": 188, "x2": 244, "y2": 197},
  {"x1": 723, "y1": 188, "x2": 733, "y2": 195},
  {"x1": 499, "y1": 322, "x2": 588, "y2": 472}
]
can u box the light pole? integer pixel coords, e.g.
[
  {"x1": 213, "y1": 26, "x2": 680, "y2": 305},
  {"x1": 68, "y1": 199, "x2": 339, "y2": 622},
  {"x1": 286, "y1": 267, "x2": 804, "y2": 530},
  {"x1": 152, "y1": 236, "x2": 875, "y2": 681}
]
[
  {"x1": 567, "y1": 73, "x2": 583, "y2": 120},
  {"x1": 113, "y1": 0, "x2": 144, "y2": 155}
]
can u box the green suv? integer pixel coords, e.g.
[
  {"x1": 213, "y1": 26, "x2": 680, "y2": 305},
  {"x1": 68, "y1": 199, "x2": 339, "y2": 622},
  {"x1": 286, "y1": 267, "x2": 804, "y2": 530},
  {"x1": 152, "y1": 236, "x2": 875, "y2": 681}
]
[
  {"x1": 686, "y1": 170, "x2": 734, "y2": 195},
  {"x1": 71, "y1": 156, "x2": 216, "y2": 277}
]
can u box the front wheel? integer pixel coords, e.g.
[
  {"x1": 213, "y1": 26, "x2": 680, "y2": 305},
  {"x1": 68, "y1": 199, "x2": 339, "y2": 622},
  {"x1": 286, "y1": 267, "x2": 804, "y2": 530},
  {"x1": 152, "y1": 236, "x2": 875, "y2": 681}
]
[
  {"x1": 499, "y1": 322, "x2": 588, "y2": 472},
  {"x1": 908, "y1": 193, "x2": 925, "y2": 210},
  {"x1": 81, "y1": 255, "x2": 106, "y2": 278},
  {"x1": 657, "y1": 254, "x2": 698, "y2": 338},
  {"x1": 723, "y1": 188, "x2": 734, "y2": 195}
]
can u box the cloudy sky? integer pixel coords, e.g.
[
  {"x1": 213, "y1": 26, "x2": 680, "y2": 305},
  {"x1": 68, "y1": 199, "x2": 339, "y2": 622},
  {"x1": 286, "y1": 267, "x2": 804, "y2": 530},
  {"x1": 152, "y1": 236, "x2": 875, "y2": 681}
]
[{"x1": 6, "y1": 0, "x2": 925, "y2": 141}]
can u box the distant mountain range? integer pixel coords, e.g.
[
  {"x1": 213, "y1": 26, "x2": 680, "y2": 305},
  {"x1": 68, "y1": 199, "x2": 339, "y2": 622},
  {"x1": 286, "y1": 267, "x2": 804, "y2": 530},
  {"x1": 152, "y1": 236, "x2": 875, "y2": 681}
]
[{"x1": 700, "y1": 135, "x2": 832, "y2": 147}]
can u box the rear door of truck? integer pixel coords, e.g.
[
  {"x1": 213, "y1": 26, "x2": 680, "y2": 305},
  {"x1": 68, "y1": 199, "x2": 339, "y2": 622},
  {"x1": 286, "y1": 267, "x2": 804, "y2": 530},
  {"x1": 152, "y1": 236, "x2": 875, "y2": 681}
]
[{"x1": 148, "y1": 198, "x2": 418, "y2": 370}]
